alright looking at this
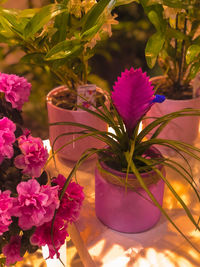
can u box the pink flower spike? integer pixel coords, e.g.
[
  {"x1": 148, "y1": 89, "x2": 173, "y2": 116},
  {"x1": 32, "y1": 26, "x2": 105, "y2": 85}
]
[
  {"x1": 14, "y1": 134, "x2": 49, "y2": 178},
  {"x1": 0, "y1": 73, "x2": 31, "y2": 110},
  {"x1": 2, "y1": 236, "x2": 23, "y2": 266},
  {"x1": 111, "y1": 68, "x2": 154, "y2": 136},
  {"x1": 0, "y1": 117, "x2": 16, "y2": 163}
]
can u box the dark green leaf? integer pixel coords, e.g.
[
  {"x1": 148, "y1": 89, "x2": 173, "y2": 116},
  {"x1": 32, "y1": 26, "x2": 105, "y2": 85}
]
[
  {"x1": 24, "y1": 4, "x2": 67, "y2": 39},
  {"x1": 186, "y1": 44, "x2": 200, "y2": 64},
  {"x1": 82, "y1": 0, "x2": 111, "y2": 32},
  {"x1": 188, "y1": 62, "x2": 200, "y2": 80},
  {"x1": 20, "y1": 53, "x2": 46, "y2": 65},
  {"x1": 145, "y1": 32, "x2": 165, "y2": 68},
  {"x1": 45, "y1": 39, "x2": 83, "y2": 60}
]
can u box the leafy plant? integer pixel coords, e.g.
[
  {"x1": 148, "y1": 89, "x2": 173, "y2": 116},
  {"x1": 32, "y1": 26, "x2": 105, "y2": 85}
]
[
  {"x1": 0, "y1": 0, "x2": 125, "y2": 91},
  {"x1": 137, "y1": 0, "x2": 200, "y2": 99},
  {"x1": 48, "y1": 67, "x2": 200, "y2": 253}
]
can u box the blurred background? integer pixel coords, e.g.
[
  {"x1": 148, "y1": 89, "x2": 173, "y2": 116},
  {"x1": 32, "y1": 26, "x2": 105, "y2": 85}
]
[{"x1": 0, "y1": 0, "x2": 157, "y2": 139}]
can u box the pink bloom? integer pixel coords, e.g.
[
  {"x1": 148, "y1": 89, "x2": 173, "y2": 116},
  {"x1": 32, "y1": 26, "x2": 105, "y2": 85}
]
[
  {"x1": 0, "y1": 117, "x2": 16, "y2": 164},
  {"x1": 0, "y1": 73, "x2": 31, "y2": 110},
  {"x1": 30, "y1": 217, "x2": 68, "y2": 258},
  {"x1": 13, "y1": 179, "x2": 59, "y2": 230},
  {"x1": 2, "y1": 236, "x2": 23, "y2": 266},
  {"x1": 53, "y1": 174, "x2": 84, "y2": 223},
  {"x1": 14, "y1": 134, "x2": 49, "y2": 178},
  {"x1": 0, "y1": 190, "x2": 14, "y2": 235},
  {"x1": 111, "y1": 68, "x2": 155, "y2": 136}
]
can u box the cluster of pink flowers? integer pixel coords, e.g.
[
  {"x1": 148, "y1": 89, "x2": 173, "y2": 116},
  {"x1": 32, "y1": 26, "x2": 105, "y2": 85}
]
[
  {"x1": 0, "y1": 190, "x2": 14, "y2": 235},
  {"x1": 0, "y1": 73, "x2": 31, "y2": 110},
  {"x1": 30, "y1": 174, "x2": 84, "y2": 258},
  {"x1": 0, "y1": 73, "x2": 84, "y2": 266},
  {"x1": 14, "y1": 131, "x2": 49, "y2": 178},
  {"x1": 0, "y1": 117, "x2": 16, "y2": 164}
]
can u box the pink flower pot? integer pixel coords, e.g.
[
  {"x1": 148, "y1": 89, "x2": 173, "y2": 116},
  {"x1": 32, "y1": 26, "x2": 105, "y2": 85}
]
[
  {"x1": 144, "y1": 76, "x2": 200, "y2": 145},
  {"x1": 95, "y1": 148, "x2": 165, "y2": 233},
  {"x1": 47, "y1": 86, "x2": 108, "y2": 161}
]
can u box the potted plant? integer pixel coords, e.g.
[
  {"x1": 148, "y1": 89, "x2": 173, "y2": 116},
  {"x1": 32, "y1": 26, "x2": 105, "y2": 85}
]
[
  {"x1": 0, "y1": 72, "x2": 84, "y2": 266},
  {"x1": 51, "y1": 67, "x2": 200, "y2": 253},
  {"x1": 0, "y1": 0, "x2": 120, "y2": 160},
  {"x1": 137, "y1": 0, "x2": 200, "y2": 145}
]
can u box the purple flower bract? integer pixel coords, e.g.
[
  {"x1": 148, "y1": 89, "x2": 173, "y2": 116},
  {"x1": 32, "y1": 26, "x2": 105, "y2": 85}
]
[{"x1": 111, "y1": 68, "x2": 154, "y2": 136}]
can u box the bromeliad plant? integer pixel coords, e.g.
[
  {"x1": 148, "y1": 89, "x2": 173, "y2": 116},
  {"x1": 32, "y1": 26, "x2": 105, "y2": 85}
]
[
  {"x1": 51, "y1": 67, "x2": 200, "y2": 253},
  {"x1": 0, "y1": 73, "x2": 84, "y2": 266}
]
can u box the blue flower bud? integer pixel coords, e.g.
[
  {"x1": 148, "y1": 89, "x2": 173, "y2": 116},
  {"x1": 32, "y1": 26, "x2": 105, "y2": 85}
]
[{"x1": 152, "y1": 94, "x2": 165, "y2": 103}]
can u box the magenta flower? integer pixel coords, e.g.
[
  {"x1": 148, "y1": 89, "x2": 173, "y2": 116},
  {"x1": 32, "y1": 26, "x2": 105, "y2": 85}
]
[
  {"x1": 0, "y1": 73, "x2": 31, "y2": 110},
  {"x1": 0, "y1": 117, "x2": 16, "y2": 164},
  {"x1": 30, "y1": 217, "x2": 68, "y2": 258},
  {"x1": 111, "y1": 68, "x2": 155, "y2": 136},
  {"x1": 13, "y1": 179, "x2": 60, "y2": 230},
  {"x1": 2, "y1": 236, "x2": 23, "y2": 266},
  {"x1": 0, "y1": 190, "x2": 14, "y2": 235},
  {"x1": 53, "y1": 174, "x2": 84, "y2": 223},
  {"x1": 14, "y1": 133, "x2": 49, "y2": 178}
]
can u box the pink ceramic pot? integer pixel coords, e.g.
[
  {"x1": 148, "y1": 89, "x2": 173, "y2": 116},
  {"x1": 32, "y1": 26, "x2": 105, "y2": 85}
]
[
  {"x1": 47, "y1": 86, "x2": 108, "y2": 161},
  {"x1": 95, "y1": 148, "x2": 165, "y2": 233},
  {"x1": 144, "y1": 76, "x2": 200, "y2": 145}
]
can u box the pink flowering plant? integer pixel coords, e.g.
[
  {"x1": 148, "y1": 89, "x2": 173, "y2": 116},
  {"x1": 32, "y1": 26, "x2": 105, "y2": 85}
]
[
  {"x1": 51, "y1": 67, "x2": 200, "y2": 253},
  {"x1": 0, "y1": 73, "x2": 84, "y2": 266}
]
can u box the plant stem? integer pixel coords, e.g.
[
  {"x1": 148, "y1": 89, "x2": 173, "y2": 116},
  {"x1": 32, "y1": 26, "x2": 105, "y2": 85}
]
[{"x1": 177, "y1": 14, "x2": 187, "y2": 89}]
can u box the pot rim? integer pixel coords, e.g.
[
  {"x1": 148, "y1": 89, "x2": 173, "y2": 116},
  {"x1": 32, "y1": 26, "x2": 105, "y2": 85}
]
[
  {"x1": 98, "y1": 146, "x2": 164, "y2": 180},
  {"x1": 46, "y1": 85, "x2": 109, "y2": 113},
  {"x1": 150, "y1": 75, "x2": 200, "y2": 103}
]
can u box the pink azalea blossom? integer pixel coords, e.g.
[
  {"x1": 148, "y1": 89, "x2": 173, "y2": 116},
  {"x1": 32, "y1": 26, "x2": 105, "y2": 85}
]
[
  {"x1": 111, "y1": 68, "x2": 155, "y2": 136},
  {"x1": 0, "y1": 73, "x2": 31, "y2": 110},
  {"x1": 0, "y1": 190, "x2": 14, "y2": 235},
  {"x1": 14, "y1": 133, "x2": 49, "y2": 178},
  {"x1": 53, "y1": 174, "x2": 84, "y2": 223},
  {"x1": 13, "y1": 179, "x2": 60, "y2": 230},
  {"x1": 0, "y1": 117, "x2": 16, "y2": 164},
  {"x1": 30, "y1": 217, "x2": 68, "y2": 258},
  {"x1": 2, "y1": 236, "x2": 23, "y2": 266}
]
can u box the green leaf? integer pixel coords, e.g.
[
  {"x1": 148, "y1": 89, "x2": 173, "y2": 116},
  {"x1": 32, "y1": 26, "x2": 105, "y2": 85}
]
[
  {"x1": 186, "y1": 44, "x2": 200, "y2": 64},
  {"x1": 81, "y1": 23, "x2": 103, "y2": 40},
  {"x1": 20, "y1": 53, "x2": 46, "y2": 65},
  {"x1": 82, "y1": 0, "x2": 112, "y2": 32},
  {"x1": 145, "y1": 32, "x2": 165, "y2": 68},
  {"x1": 188, "y1": 62, "x2": 200, "y2": 80},
  {"x1": 114, "y1": 0, "x2": 138, "y2": 7},
  {"x1": 147, "y1": 8, "x2": 166, "y2": 33},
  {"x1": 45, "y1": 39, "x2": 83, "y2": 60},
  {"x1": 24, "y1": 4, "x2": 67, "y2": 39},
  {"x1": 53, "y1": 11, "x2": 69, "y2": 43}
]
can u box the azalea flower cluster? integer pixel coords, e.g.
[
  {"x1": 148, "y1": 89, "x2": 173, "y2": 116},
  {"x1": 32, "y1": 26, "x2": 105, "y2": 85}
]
[{"x1": 0, "y1": 73, "x2": 84, "y2": 266}]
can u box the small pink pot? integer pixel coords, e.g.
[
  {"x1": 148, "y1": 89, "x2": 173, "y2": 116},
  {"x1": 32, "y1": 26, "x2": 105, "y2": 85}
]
[
  {"x1": 144, "y1": 76, "x2": 200, "y2": 145},
  {"x1": 95, "y1": 148, "x2": 165, "y2": 233},
  {"x1": 47, "y1": 86, "x2": 108, "y2": 161}
]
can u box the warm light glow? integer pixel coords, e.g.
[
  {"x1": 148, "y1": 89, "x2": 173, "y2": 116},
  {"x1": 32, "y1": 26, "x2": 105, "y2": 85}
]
[
  {"x1": 42, "y1": 242, "x2": 67, "y2": 267},
  {"x1": 43, "y1": 139, "x2": 51, "y2": 153}
]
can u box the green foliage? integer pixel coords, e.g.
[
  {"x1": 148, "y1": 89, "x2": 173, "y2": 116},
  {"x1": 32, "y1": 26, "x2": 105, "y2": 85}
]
[
  {"x1": 0, "y1": 0, "x2": 118, "y2": 90},
  {"x1": 139, "y1": 0, "x2": 200, "y2": 96}
]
